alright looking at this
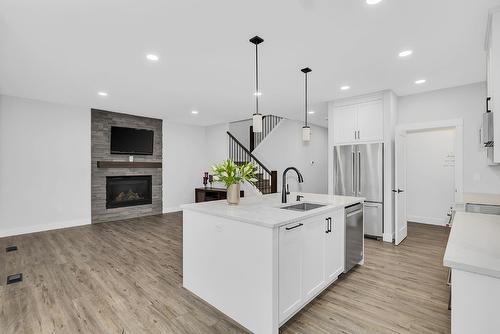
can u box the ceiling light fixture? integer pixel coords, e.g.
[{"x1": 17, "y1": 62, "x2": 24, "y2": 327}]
[
  {"x1": 398, "y1": 50, "x2": 413, "y2": 57},
  {"x1": 308, "y1": 110, "x2": 315, "y2": 114},
  {"x1": 415, "y1": 79, "x2": 426, "y2": 84},
  {"x1": 366, "y1": 0, "x2": 383, "y2": 5},
  {"x1": 301, "y1": 67, "x2": 312, "y2": 142},
  {"x1": 146, "y1": 54, "x2": 159, "y2": 61},
  {"x1": 191, "y1": 110, "x2": 199, "y2": 114},
  {"x1": 250, "y1": 36, "x2": 264, "y2": 133},
  {"x1": 340, "y1": 85, "x2": 350, "y2": 91},
  {"x1": 97, "y1": 91, "x2": 108, "y2": 96}
]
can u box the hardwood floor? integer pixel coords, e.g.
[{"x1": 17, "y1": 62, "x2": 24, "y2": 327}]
[{"x1": 0, "y1": 214, "x2": 450, "y2": 334}]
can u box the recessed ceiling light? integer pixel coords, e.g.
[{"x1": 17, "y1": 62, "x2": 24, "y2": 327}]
[
  {"x1": 191, "y1": 110, "x2": 199, "y2": 114},
  {"x1": 97, "y1": 91, "x2": 108, "y2": 96},
  {"x1": 253, "y1": 91, "x2": 262, "y2": 96},
  {"x1": 398, "y1": 50, "x2": 413, "y2": 57},
  {"x1": 415, "y1": 79, "x2": 426, "y2": 84},
  {"x1": 308, "y1": 110, "x2": 315, "y2": 114},
  {"x1": 366, "y1": 0, "x2": 383, "y2": 5},
  {"x1": 340, "y1": 85, "x2": 350, "y2": 91},
  {"x1": 146, "y1": 54, "x2": 159, "y2": 61}
]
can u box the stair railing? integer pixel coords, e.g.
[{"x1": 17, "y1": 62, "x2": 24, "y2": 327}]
[
  {"x1": 227, "y1": 131, "x2": 277, "y2": 194},
  {"x1": 250, "y1": 115, "x2": 282, "y2": 152}
]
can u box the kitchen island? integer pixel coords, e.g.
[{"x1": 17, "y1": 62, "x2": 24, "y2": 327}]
[
  {"x1": 444, "y1": 211, "x2": 500, "y2": 334},
  {"x1": 182, "y1": 192, "x2": 364, "y2": 334}
]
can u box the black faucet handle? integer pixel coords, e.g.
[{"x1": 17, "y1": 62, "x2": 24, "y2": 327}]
[{"x1": 286, "y1": 184, "x2": 290, "y2": 195}]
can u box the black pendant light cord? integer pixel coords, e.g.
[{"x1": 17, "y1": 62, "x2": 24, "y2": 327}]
[
  {"x1": 249, "y1": 36, "x2": 264, "y2": 117},
  {"x1": 305, "y1": 72, "x2": 308, "y2": 127},
  {"x1": 255, "y1": 43, "x2": 259, "y2": 115},
  {"x1": 301, "y1": 67, "x2": 312, "y2": 127}
]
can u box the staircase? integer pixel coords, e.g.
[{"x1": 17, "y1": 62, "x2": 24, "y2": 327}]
[
  {"x1": 227, "y1": 131, "x2": 278, "y2": 194},
  {"x1": 250, "y1": 115, "x2": 282, "y2": 151}
]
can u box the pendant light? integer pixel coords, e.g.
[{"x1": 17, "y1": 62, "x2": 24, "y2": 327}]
[
  {"x1": 250, "y1": 36, "x2": 264, "y2": 133},
  {"x1": 301, "y1": 67, "x2": 312, "y2": 141}
]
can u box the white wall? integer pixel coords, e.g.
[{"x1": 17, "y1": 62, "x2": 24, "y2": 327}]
[
  {"x1": 406, "y1": 128, "x2": 456, "y2": 225},
  {"x1": 162, "y1": 122, "x2": 230, "y2": 212},
  {"x1": 0, "y1": 95, "x2": 91, "y2": 237},
  {"x1": 228, "y1": 119, "x2": 252, "y2": 149},
  {"x1": 398, "y1": 82, "x2": 500, "y2": 194},
  {"x1": 162, "y1": 122, "x2": 207, "y2": 212},
  {"x1": 205, "y1": 123, "x2": 229, "y2": 169},
  {"x1": 252, "y1": 119, "x2": 328, "y2": 194}
]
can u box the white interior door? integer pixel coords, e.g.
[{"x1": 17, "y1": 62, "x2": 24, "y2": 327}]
[{"x1": 395, "y1": 131, "x2": 408, "y2": 245}]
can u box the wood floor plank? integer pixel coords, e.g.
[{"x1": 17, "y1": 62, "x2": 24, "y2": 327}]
[{"x1": 0, "y1": 214, "x2": 450, "y2": 334}]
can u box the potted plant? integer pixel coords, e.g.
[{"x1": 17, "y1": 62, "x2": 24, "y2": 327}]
[{"x1": 211, "y1": 159, "x2": 258, "y2": 204}]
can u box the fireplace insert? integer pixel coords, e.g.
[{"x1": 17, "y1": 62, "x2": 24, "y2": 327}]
[{"x1": 106, "y1": 175, "x2": 152, "y2": 209}]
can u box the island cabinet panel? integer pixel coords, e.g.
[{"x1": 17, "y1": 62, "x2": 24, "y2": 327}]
[
  {"x1": 302, "y1": 216, "x2": 327, "y2": 300},
  {"x1": 278, "y1": 223, "x2": 304, "y2": 323},
  {"x1": 278, "y1": 207, "x2": 346, "y2": 325},
  {"x1": 325, "y1": 209, "x2": 345, "y2": 281}
]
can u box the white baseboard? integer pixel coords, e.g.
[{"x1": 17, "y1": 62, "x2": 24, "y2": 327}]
[
  {"x1": 382, "y1": 232, "x2": 394, "y2": 243},
  {"x1": 407, "y1": 215, "x2": 447, "y2": 226},
  {"x1": 163, "y1": 206, "x2": 182, "y2": 213},
  {"x1": 0, "y1": 218, "x2": 91, "y2": 238}
]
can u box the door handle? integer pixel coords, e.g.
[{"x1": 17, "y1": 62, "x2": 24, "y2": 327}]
[
  {"x1": 392, "y1": 189, "x2": 404, "y2": 193},
  {"x1": 329, "y1": 217, "x2": 332, "y2": 232},
  {"x1": 325, "y1": 218, "x2": 329, "y2": 233},
  {"x1": 358, "y1": 151, "x2": 361, "y2": 194},
  {"x1": 285, "y1": 223, "x2": 303, "y2": 231},
  {"x1": 352, "y1": 151, "x2": 355, "y2": 194}
]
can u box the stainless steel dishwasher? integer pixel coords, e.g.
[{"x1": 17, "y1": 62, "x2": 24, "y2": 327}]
[{"x1": 344, "y1": 203, "x2": 364, "y2": 273}]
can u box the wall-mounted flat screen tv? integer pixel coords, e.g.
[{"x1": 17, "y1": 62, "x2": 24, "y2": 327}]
[{"x1": 110, "y1": 126, "x2": 154, "y2": 155}]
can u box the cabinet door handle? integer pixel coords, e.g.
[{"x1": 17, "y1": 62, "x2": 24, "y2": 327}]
[
  {"x1": 325, "y1": 218, "x2": 329, "y2": 233},
  {"x1": 285, "y1": 223, "x2": 303, "y2": 231},
  {"x1": 329, "y1": 217, "x2": 332, "y2": 232}
]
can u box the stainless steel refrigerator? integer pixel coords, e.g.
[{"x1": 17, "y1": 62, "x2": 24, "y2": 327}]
[{"x1": 333, "y1": 143, "x2": 383, "y2": 238}]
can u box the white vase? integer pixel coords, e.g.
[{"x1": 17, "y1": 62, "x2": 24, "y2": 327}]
[{"x1": 227, "y1": 183, "x2": 240, "y2": 205}]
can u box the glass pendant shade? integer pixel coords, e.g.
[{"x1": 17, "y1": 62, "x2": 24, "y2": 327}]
[
  {"x1": 302, "y1": 126, "x2": 311, "y2": 141},
  {"x1": 253, "y1": 113, "x2": 263, "y2": 132}
]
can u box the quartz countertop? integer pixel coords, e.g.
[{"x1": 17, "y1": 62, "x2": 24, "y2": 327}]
[
  {"x1": 460, "y1": 192, "x2": 500, "y2": 206},
  {"x1": 443, "y1": 212, "x2": 500, "y2": 279},
  {"x1": 181, "y1": 192, "x2": 364, "y2": 228}
]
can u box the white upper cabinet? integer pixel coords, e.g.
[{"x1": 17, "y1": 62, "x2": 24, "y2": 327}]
[
  {"x1": 333, "y1": 105, "x2": 358, "y2": 144},
  {"x1": 332, "y1": 100, "x2": 384, "y2": 145},
  {"x1": 357, "y1": 101, "x2": 384, "y2": 142}
]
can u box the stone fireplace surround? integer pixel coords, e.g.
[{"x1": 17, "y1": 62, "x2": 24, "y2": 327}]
[{"x1": 91, "y1": 109, "x2": 162, "y2": 223}]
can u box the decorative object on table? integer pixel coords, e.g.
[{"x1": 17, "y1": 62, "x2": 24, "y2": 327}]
[
  {"x1": 209, "y1": 174, "x2": 214, "y2": 187},
  {"x1": 249, "y1": 36, "x2": 264, "y2": 133},
  {"x1": 301, "y1": 67, "x2": 312, "y2": 142},
  {"x1": 202, "y1": 172, "x2": 209, "y2": 188},
  {"x1": 211, "y1": 159, "x2": 257, "y2": 205}
]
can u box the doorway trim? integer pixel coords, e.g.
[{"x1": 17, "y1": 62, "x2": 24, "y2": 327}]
[{"x1": 394, "y1": 118, "x2": 463, "y2": 244}]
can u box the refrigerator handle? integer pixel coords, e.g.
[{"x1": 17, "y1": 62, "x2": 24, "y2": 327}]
[
  {"x1": 352, "y1": 151, "x2": 355, "y2": 194},
  {"x1": 358, "y1": 151, "x2": 361, "y2": 194}
]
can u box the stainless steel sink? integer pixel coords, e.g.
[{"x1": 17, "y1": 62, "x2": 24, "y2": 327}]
[{"x1": 280, "y1": 202, "x2": 326, "y2": 212}]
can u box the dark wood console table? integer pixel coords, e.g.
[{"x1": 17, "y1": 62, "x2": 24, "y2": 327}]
[{"x1": 195, "y1": 187, "x2": 244, "y2": 203}]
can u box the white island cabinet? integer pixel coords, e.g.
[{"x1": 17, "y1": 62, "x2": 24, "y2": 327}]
[
  {"x1": 182, "y1": 193, "x2": 363, "y2": 334},
  {"x1": 444, "y1": 212, "x2": 500, "y2": 334}
]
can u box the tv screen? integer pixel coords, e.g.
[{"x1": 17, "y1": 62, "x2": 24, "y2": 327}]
[{"x1": 110, "y1": 126, "x2": 154, "y2": 155}]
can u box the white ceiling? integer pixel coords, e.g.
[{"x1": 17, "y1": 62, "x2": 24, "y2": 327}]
[{"x1": 1, "y1": 0, "x2": 499, "y2": 127}]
